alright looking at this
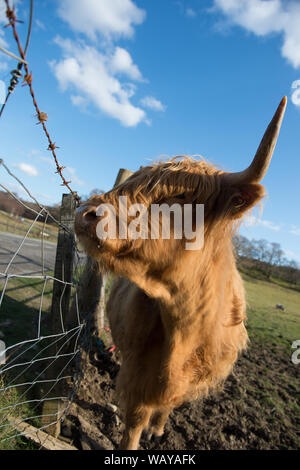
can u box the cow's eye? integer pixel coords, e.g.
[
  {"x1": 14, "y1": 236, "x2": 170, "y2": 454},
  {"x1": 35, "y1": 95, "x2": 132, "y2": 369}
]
[{"x1": 176, "y1": 193, "x2": 185, "y2": 200}]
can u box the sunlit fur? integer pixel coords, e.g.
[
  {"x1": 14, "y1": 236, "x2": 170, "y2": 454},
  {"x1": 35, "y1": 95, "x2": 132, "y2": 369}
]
[{"x1": 75, "y1": 156, "x2": 265, "y2": 450}]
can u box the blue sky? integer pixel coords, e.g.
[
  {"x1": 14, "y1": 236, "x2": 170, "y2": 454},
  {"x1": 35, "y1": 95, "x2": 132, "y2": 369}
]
[{"x1": 0, "y1": 0, "x2": 300, "y2": 262}]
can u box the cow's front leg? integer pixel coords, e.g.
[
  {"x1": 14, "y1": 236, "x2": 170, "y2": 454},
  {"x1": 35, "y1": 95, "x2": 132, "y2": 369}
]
[{"x1": 120, "y1": 404, "x2": 152, "y2": 450}]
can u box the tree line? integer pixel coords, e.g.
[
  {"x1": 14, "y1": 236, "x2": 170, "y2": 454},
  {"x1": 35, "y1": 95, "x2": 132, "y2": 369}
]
[
  {"x1": 0, "y1": 190, "x2": 60, "y2": 224},
  {"x1": 233, "y1": 234, "x2": 300, "y2": 286}
]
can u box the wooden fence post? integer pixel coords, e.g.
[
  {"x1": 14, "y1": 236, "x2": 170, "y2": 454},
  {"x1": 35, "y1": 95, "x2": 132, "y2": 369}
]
[
  {"x1": 94, "y1": 168, "x2": 134, "y2": 331},
  {"x1": 114, "y1": 168, "x2": 133, "y2": 187},
  {"x1": 42, "y1": 193, "x2": 76, "y2": 437},
  {"x1": 75, "y1": 169, "x2": 134, "y2": 339}
]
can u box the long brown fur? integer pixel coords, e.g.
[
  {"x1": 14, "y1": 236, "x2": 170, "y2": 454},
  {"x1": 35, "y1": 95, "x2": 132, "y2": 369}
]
[{"x1": 75, "y1": 156, "x2": 265, "y2": 450}]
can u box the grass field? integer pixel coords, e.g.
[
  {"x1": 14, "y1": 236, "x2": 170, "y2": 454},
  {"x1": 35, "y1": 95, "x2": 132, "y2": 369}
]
[
  {"x1": 242, "y1": 272, "x2": 300, "y2": 351},
  {"x1": 0, "y1": 275, "x2": 54, "y2": 449},
  {"x1": 241, "y1": 273, "x2": 300, "y2": 449}
]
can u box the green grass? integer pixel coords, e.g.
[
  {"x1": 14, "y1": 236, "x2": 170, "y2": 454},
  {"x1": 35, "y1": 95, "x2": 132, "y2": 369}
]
[
  {"x1": 238, "y1": 263, "x2": 300, "y2": 292},
  {"x1": 0, "y1": 376, "x2": 40, "y2": 450},
  {"x1": 0, "y1": 276, "x2": 55, "y2": 450},
  {"x1": 242, "y1": 272, "x2": 300, "y2": 351},
  {"x1": 269, "y1": 275, "x2": 300, "y2": 293},
  {"x1": 0, "y1": 276, "x2": 53, "y2": 348}
]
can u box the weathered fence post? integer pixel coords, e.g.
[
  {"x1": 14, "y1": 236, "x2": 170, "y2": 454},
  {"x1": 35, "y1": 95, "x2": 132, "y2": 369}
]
[
  {"x1": 74, "y1": 169, "x2": 134, "y2": 338},
  {"x1": 114, "y1": 168, "x2": 133, "y2": 187},
  {"x1": 93, "y1": 168, "x2": 134, "y2": 331},
  {"x1": 42, "y1": 193, "x2": 76, "y2": 437}
]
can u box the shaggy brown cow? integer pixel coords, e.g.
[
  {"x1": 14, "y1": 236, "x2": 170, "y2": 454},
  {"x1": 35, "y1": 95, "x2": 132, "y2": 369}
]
[{"x1": 75, "y1": 97, "x2": 287, "y2": 450}]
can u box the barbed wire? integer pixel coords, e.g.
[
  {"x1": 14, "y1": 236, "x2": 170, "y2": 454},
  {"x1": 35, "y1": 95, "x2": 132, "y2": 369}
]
[
  {"x1": 0, "y1": 159, "x2": 89, "y2": 450},
  {"x1": 2, "y1": 0, "x2": 80, "y2": 202},
  {"x1": 0, "y1": 0, "x2": 32, "y2": 119}
]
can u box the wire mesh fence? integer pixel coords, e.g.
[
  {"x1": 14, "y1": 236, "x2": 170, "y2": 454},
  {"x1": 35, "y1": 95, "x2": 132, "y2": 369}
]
[
  {"x1": 0, "y1": 158, "x2": 88, "y2": 450},
  {"x1": 0, "y1": 0, "x2": 106, "y2": 450}
]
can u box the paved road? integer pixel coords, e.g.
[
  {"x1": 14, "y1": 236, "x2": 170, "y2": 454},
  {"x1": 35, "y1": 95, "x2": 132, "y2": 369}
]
[{"x1": 0, "y1": 231, "x2": 57, "y2": 276}]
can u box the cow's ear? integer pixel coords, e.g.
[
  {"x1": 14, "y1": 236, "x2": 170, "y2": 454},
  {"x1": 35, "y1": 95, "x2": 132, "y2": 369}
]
[{"x1": 228, "y1": 183, "x2": 265, "y2": 219}]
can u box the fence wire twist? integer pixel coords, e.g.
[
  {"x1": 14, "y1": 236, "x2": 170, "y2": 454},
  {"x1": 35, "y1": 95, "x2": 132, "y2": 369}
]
[{"x1": 0, "y1": 159, "x2": 89, "y2": 449}]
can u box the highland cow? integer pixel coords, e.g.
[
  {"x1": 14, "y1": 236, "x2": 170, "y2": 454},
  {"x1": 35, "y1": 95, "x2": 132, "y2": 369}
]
[{"x1": 75, "y1": 97, "x2": 287, "y2": 450}]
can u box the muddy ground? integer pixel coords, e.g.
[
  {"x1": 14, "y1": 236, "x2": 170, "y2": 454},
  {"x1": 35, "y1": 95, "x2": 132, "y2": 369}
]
[{"x1": 63, "y1": 336, "x2": 300, "y2": 450}]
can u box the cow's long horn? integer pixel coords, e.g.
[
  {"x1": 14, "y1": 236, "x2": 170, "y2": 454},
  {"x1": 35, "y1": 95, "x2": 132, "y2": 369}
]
[{"x1": 224, "y1": 96, "x2": 287, "y2": 184}]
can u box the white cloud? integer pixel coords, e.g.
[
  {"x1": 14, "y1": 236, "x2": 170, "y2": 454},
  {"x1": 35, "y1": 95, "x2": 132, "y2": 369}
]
[
  {"x1": 51, "y1": 38, "x2": 146, "y2": 127},
  {"x1": 65, "y1": 167, "x2": 85, "y2": 187},
  {"x1": 0, "y1": 3, "x2": 8, "y2": 49},
  {"x1": 0, "y1": 3, "x2": 7, "y2": 24},
  {"x1": 52, "y1": 1, "x2": 163, "y2": 127},
  {"x1": 284, "y1": 250, "x2": 300, "y2": 263},
  {"x1": 176, "y1": 2, "x2": 197, "y2": 18},
  {"x1": 0, "y1": 78, "x2": 5, "y2": 101},
  {"x1": 39, "y1": 155, "x2": 55, "y2": 167},
  {"x1": 13, "y1": 163, "x2": 38, "y2": 177},
  {"x1": 110, "y1": 46, "x2": 144, "y2": 81},
  {"x1": 35, "y1": 19, "x2": 46, "y2": 31},
  {"x1": 289, "y1": 227, "x2": 300, "y2": 236},
  {"x1": 213, "y1": 0, "x2": 300, "y2": 69},
  {"x1": 57, "y1": 0, "x2": 146, "y2": 40},
  {"x1": 0, "y1": 32, "x2": 7, "y2": 49},
  {"x1": 259, "y1": 219, "x2": 281, "y2": 231},
  {"x1": 71, "y1": 94, "x2": 87, "y2": 108},
  {"x1": 245, "y1": 215, "x2": 281, "y2": 231},
  {"x1": 186, "y1": 8, "x2": 197, "y2": 18},
  {"x1": 140, "y1": 96, "x2": 166, "y2": 112},
  {"x1": 291, "y1": 79, "x2": 300, "y2": 107}
]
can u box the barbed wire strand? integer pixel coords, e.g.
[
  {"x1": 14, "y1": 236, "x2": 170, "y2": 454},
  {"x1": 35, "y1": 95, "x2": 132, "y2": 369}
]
[
  {"x1": 3, "y1": 0, "x2": 80, "y2": 202},
  {"x1": 0, "y1": 0, "x2": 33, "y2": 119}
]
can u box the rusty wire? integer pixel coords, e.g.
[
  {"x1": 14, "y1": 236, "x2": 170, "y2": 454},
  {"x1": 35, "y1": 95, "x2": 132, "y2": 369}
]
[
  {"x1": 3, "y1": 0, "x2": 80, "y2": 203},
  {"x1": 0, "y1": 0, "x2": 32, "y2": 118}
]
